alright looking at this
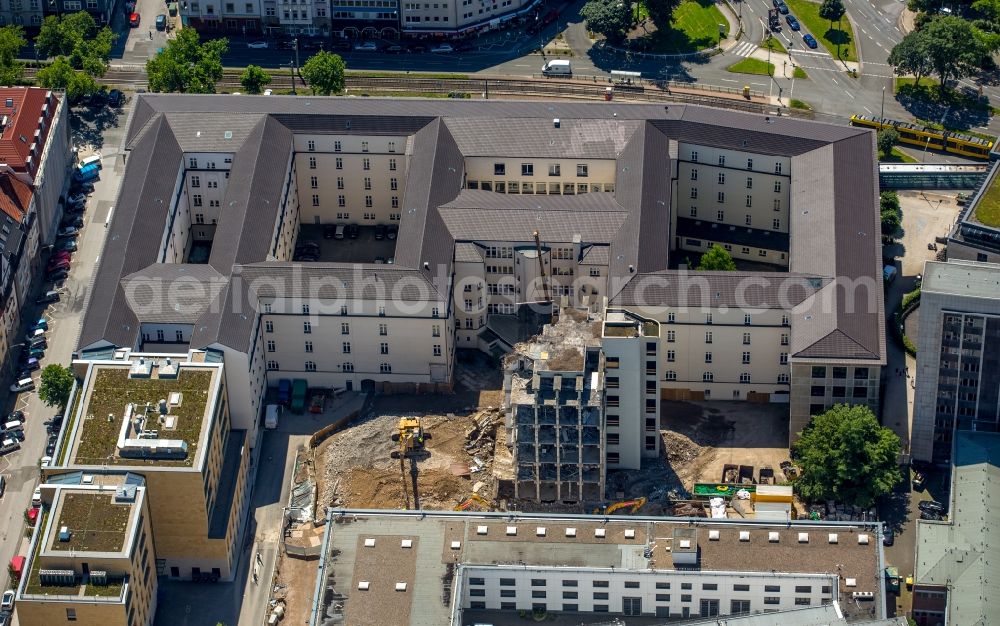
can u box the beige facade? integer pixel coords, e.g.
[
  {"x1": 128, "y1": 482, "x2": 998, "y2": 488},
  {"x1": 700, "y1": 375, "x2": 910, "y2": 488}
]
[
  {"x1": 48, "y1": 352, "x2": 251, "y2": 581},
  {"x1": 464, "y1": 157, "x2": 616, "y2": 196},
  {"x1": 17, "y1": 477, "x2": 157, "y2": 626}
]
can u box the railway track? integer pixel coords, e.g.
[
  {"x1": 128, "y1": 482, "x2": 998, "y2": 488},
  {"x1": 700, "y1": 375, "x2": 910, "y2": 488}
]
[{"x1": 23, "y1": 67, "x2": 795, "y2": 117}]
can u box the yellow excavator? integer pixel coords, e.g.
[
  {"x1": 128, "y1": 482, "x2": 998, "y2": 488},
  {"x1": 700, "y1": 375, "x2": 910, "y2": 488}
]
[
  {"x1": 454, "y1": 493, "x2": 491, "y2": 511},
  {"x1": 592, "y1": 497, "x2": 648, "y2": 515},
  {"x1": 391, "y1": 417, "x2": 430, "y2": 510}
]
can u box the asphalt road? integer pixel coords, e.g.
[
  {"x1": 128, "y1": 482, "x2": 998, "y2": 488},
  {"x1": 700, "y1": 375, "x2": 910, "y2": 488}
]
[{"x1": 0, "y1": 102, "x2": 129, "y2": 611}]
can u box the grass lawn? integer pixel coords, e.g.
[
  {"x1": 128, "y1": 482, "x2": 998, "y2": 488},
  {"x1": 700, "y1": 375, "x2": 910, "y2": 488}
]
[
  {"x1": 763, "y1": 36, "x2": 787, "y2": 54},
  {"x1": 630, "y1": 0, "x2": 726, "y2": 54},
  {"x1": 793, "y1": 66, "x2": 808, "y2": 79},
  {"x1": 975, "y1": 176, "x2": 1000, "y2": 226},
  {"x1": 790, "y1": 98, "x2": 812, "y2": 110},
  {"x1": 895, "y1": 76, "x2": 996, "y2": 114},
  {"x1": 879, "y1": 147, "x2": 919, "y2": 163},
  {"x1": 727, "y1": 57, "x2": 774, "y2": 76},
  {"x1": 783, "y1": 0, "x2": 858, "y2": 62}
]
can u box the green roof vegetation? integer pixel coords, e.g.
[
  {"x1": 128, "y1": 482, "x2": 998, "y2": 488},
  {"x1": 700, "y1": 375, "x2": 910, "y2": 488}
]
[
  {"x1": 73, "y1": 368, "x2": 214, "y2": 467},
  {"x1": 51, "y1": 492, "x2": 132, "y2": 553},
  {"x1": 22, "y1": 509, "x2": 126, "y2": 599},
  {"x1": 975, "y1": 174, "x2": 1000, "y2": 227}
]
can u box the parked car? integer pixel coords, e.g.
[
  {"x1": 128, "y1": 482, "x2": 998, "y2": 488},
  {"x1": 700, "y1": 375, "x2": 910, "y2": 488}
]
[
  {"x1": 70, "y1": 181, "x2": 95, "y2": 195},
  {"x1": 108, "y1": 89, "x2": 125, "y2": 107},
  {"x1": 301, "y1": 39, "x2": 325, "y2": 50},
  {"x1": 920, "y1": 510, "x2": 944, "y2": 521},
  {"x1": 430, "y1": 43, "x2": 454, "y2": 53},
  {"x1": 803, "y1": 33, "x2": 818, "y2": 48},
  {"x1": 346, "y1": 223, "x2": 360, "y2": 239},
  {"x1": 45, "y1": 436, "x2": 57, "y2": 456},
  {"x1": 48, "y1": 269, "x2": 69, "y2": 283},
  {"x1": 772, "y1": 0, "x2": 789, "y2": 13},
  {"x1": 27, "y1": 347, "x2": 44, "y2": 359},
  {"x1": 354, "y1": 41, "x2": 378, "y2": 52},
  {"x1": 385, "y1": 44, "x2": 403, "y2": 53},
  {"x1": 28, "y1": 337, "x2": 46, "y2": 350},
  {"x1": 8, "y1": 411, "x2": 24, "y2": 423},
  {"x1": 155, "y1": 13, "x2": 167, "y2": 30},
  {"x1": 332, "y1": 40, "x2": 352, "y2": 51},
  {"x1": 387, "y1": 224, "x2": 399, "y2": 240},
  {"x1": 61, "y1": 215, "x2": 83, "y2": 229},
  {"x1": 57, "y1": 226, "x2": 79, "y2": 238},
  {"x1": 19, "y1": 358, "x2": 39, "y2": 372},
  {"x1": 0, "y1": 590, "x2": 12, "y2": 611},
  {"x1": 912, "y1": 471, "x2": 926, "y2": 491},
  {"x1": 785, "y1": 14, "x2": 800, "y2": 30},
  {"x1": 129, "y1": 12, "x2": 140, "y2": 26},
  {"x1": 323, "y1": 224, "x2": 338, "y2": 239},
  {"x1": 35, "y1": 290, "x2": 60, "y2": 304},
  {"x1": 40, "y1": 456, "x2": 52, "y2": 468},
  {"x1": 31, "y1": 487, "x2": 41, "y2": 507},
  {"x1": 918, "y1": 500, "x2": 946, "y2": 514},
  {"x1": 50, "y1": 251, "x2": 72, "y2": 262},
  {"x1": 247, "y1": 41, "x2": 268, "y2": 49},
  {"x1": 54, "y1": 239, "x2": 77, "y2": 253},
  {"x1": 882, "y1": 527, "x2": 894, "y2": 546},
  {"x1": 67, "y1": 193, "x2": 87, "y2": 206},
  {"x1": 374, "y1": 224, "x2": 387, "y2": 240},
  {"x1": 28, "y1": 318, "x2": 47, "y2": 332},
  {"x1": 46, "y1": 260, "x2": 70, "y2": 273},
  {"x1": 10, "y1": 378, "x2": 34, "y2": 393}
]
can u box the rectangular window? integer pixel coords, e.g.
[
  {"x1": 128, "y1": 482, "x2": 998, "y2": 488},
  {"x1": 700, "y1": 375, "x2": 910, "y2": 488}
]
[
  {"x1": 746, "y1": 177, "x2": 753, "y2": 189},
  {"x1": 577, "y1": 164, "x2": 588, "y2": 177},
  {"x1": 690, "y1": 168, "x2": 698, "y2": 180},
  {"x1": 718, "y1": 172, "x2": 725, "y2": 184},
  {"x1": 335, "y1": 157, "x2": 343, "y2": 169},
  {"x1": 548, "y1": 164, "x2": 560, "y2": 176},
  {"x1": 717, "y1": 191, "x2": 725, "y2": 203},
  {"x1": 521, "y1": 163, "x2": 533, "y2": 176},
  {"x1": 764, "y1": 597, "x2": 780, "y2": 605},
  {"x1": 309, "y1": 157, "x2": 316, "y2": 169}
]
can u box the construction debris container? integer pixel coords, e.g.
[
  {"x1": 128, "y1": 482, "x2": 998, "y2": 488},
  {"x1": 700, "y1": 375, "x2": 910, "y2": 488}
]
[
  {"x1": 604, "y1": 87, "x2": 613, "y2": 101},
  {"x1": 290, "y1": 379, "x2": 307, "y2": 414}
]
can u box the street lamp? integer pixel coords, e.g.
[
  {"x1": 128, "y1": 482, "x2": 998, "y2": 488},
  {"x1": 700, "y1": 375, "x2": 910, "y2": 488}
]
[{"x1": 881, "y1": 85, "x2": 886, "y2": 121}]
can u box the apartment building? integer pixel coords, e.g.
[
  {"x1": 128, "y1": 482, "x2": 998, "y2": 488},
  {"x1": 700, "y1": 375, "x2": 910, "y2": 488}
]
[
  {"x1": 310, "y1": 509, "x2": 888, "y2": 624},
  {"x1": 40, "y1": 351, "x2": 251, "y2": 582},
  {"x1": 401, "y1": 0, "x2": 539, "y2": 36},
  {"x1": 16, "y1": 474, "x2": 157, "y2": 626},
  {"x1": 181, "y1": 0, "x2": 266, "y2": 34},
  {"x1": 946, "y1": 160, "x2": 1000, "y2": 265},
  {"x1": 0, "y1": 172, "x2": 38, "y2": 368},
  {"x1": 912, "y1": 260, "x2": 1000, "y2": 463},
  {"x1": 80, "y1": 97, "x2": 884, "y2": 468},
  {"x1": 912, "y1": 430, "x2": 999, "y2": 626}
]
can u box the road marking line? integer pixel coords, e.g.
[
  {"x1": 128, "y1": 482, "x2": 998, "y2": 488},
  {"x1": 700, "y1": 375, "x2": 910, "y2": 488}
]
[
  {"x1": 844, "y1": 90, "x2": 855, "y2": 99},
  {"x1": 864, "y1": 106, "x2": 873, "y2": 114},
  {"x1": 720, "y1": 78, "x2": 738, "y2": 82}
]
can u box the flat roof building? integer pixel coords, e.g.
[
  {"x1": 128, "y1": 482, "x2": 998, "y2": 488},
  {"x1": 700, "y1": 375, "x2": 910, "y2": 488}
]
[{"x1": 310, "y1": 510, "x2": 887, "y2": 625}]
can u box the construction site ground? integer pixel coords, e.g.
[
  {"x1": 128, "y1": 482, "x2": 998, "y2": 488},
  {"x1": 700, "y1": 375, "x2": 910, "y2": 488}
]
[
  {"x1": 604, "y1": 401, "x2": 792, "y2": 514},
  {"x1": 315, "y1": 353, "x2": 512, "y2": 513}
]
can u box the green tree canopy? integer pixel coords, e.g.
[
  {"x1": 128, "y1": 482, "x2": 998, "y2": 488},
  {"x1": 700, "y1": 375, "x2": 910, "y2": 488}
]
[
  {"x1": 696, "y1": 244, "x2": 737, "y2": 271},
  {"x1": 581, "y1": 0, "x2": 634, "y2": 43},
  {"x1": 39, "y1": 364, "x2": 74, "y2": 408},
  {"x1": 888, "y1": 30, "x2": 934, "y2": 85},
  {"x1": 240, "y1": 64, "x2": 271, "y2": 94},
  {"x1": 35, "y1": 12, "x2": 115, "y2": 77},
  {"x1": 877, "y1": 127, "x2": 899, "y2": 156},
  {"x1": 300, "y1": 51, "x2": 346, "y2": 96},
  {"x1": 880, "y1": 190, "x2": 903, "y2": 240},
  {"x1": 921, "y1": 16, "x2": 986, "y2": 92},
  {"x1": 792, "y1": 404, "x2": 903, "y2": 508},
  {"x1": 643, "y1": 0, "x2": 682, "y2": 32},
  {"x1": 146, "y1": 29, "x2": 228, "y2": 93},
  {"x1": 0, "y1": 25, "x2": 26, "y2": 86},
  {"x1": 36, "y1": 56, "x2": 97, "y2": 102}
]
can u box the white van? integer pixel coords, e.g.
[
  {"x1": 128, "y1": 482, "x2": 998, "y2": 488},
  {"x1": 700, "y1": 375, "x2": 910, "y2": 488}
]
[
  {"x1": 265, "y1": 404, "x2": 281, "y2": 429},
  {"x1": 4, "y1": 420, "x2": 23, "y2": 433},
  {"x1": 78, "y1": 154, "x2": 102, "y2": 170},
  {"x1": 542, "y1": 60, "x2": 572, "y2": 77},
  {"x1": 0, "y1": 439, "x2": 19, "y2": 455}
]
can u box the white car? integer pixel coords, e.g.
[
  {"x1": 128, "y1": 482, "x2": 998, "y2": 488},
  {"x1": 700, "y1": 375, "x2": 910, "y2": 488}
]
[
  {"x1": 0, "y1": 590, "x2": 12, "y2": 611},
  {"x1": 40, "y1": 456, "x2": 52, "y2": 468},
  {"x1": 353, "y1": 41, "x2": 378, "y2": 52},
  {"x1": 31, "y1": 487, "x2": 41, "y2": 506},
  {"x1": 430, "y1": 44, "x2": 454, "y2": 53},
  {"x1": 247, "y1": 41, "x2": 268, "y2": 49}
]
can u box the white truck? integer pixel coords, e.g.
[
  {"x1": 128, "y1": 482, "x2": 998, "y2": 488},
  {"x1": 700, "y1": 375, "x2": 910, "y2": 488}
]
[
  {"x1": 542, "y1": 59, "x2": 572, "y2": 77},
  {"x1": 265, "y1": 404, "x2": 281, "y2": 429}
]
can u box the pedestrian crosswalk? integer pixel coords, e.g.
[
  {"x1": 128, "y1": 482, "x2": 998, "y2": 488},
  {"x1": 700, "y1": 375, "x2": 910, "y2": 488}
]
[{"x1": 730, "y1": 41, "x2": 759, "y2": 57}]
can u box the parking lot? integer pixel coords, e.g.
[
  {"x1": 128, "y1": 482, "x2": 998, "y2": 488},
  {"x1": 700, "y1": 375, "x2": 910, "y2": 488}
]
[{"x1": 297, "y1": 224, "x2": 397, "y2": 264}]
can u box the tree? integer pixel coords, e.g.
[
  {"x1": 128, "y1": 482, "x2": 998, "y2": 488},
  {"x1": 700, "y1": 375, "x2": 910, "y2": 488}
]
[
  {"x1": 876, "y1": 127, "x2": 899, "y2": 156},
  {"x1": 300, "y1": 51, "x2": 346, "y2": 96},
  {"x1": 880, "y1": 191, "x2": 903, "y2": 240},
  {"x1": 36, "y1": 56, "x2": 97, "y2": 102},
  {"x1": 39, "y1": 364, "x2": 74, "y2": 408},
  {"x1": 580, "y1": 0, "x2": 634, "y2": 43},
  {"x1": 921, "y1": 16, "x2": 985, "y2": 93},
  {"x1": 818, "y1": 0, "x2": 846, "y2": 58},
  {"x1": 146, "y1": 29, "x2": 228, "y2": 93},
  {"x1": 240, "y1": 64, "x2": 271, "y2": 94},
  {"x1": 887, "y1": 30, "x2": 933, "y2": 85},
  {"x1": 697, "y1": 244, "x2": 737, "y2": 271},
  {"x1": 0, "y1": 26, "x2": 25, "y2": 85},
  {"x1": 792, "y1": 404, "x2": 902, "y2": 508},
  {"x1": 643, "y1": 0, "x2": 683, "y2": 33},
  {"x1": 35, "y1": 12, "x2": 115, "y2": 77}
]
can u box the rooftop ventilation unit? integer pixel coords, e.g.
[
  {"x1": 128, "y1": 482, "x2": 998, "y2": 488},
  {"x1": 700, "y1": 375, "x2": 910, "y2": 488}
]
[
  {"x1": 739, "y1": 531, "x2": 750, "y2": 542},
  {"x1": 768, "y1": 532, "x2": 780, "y2": 543},
  {"x1": 798, "y1": 533, "x2": 809, "y2": 543},
  {"x1": 168, "y1": 392, "x2": 183, "y2": 406},
  {"x1": 129, "y1": 357, "x2": 152, "y2": 378},
  {"x1": 624, "y1": 529, "x2": 635, "y2": 539},
  {"x1": 39, "y1": 570, "x2": 75, "y2": 586},
  {"x1": 358, "y1": 581, "x2": 370, "y2": 590},
  {"x1": 708, "y1": 530, "x2": 720, "y2": 541},
  {"x1": 858, "y1": 534, "x2": 870, "y2": 545},
  {"x1": 58, "y1": 526, "x2": 71, "y2": 542},
  {"x1": 400, "y1": 539, "x2": 412, "y2": 548},
  {"x1": 364, "y1": 538, "x2": 375, "y2": 547},
  {"x1": 395, "y1": 582, "x2": 407, "y2": 592},
  {"x1": 450, "y1": 541, "x2": 461, "y2": 550},
  {"x1": 90, "y1": 571, "x2": 107, "y2": 585},
  {"x1": 845, "y1": 578, "x2": 857, "y2": 587},
  {"x1": 506, "y1": 526, "x2": 517, "y2": 536},
  {"x1": 852, "y1": 591, "x2": 874, "y2": 600},
  {"x1": 594, "y1": 528, "x2": 606, "y2": 538},
  {"x1": 565, "y1": 528, "x2": 576, "y2": 537},
  {"x1": 115, "y1": 485, "x2": 137, "y2": 503},
  {"x1": 536, "y1": 527, "x2": 546, "y2": 537},
  {"x1": 828, "y1": 533, "x2": 839, "y2": 544},
  {"x1": 158, "y1": 358, "x2": 179, "y2": 378},
  {"x1": 476, "y1": 526, "x2": 488, "y2": 535}
]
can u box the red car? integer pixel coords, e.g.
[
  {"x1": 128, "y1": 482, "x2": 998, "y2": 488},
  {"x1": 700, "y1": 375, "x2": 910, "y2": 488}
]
[
  {"x1": 47, "y1": 260, "x2": 70, "y2": 272},
  {"x1": 129, "y1": 12, "x2": 140, "y2": 27}
]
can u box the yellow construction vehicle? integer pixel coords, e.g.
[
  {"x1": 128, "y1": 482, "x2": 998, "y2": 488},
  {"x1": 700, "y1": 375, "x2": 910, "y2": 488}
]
[
  {"x1": 391, "y1": 417, "x2": 430, "y2": 510},
  {"x1": 390, "y1": 417, "x2": 430, "y2": 459},
  {"x1": 454, "y1": 493, "x2": 491, "y2": 511},
  {"x1": 593, "y1": 497, "x2": 647, "y2": 515}
]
